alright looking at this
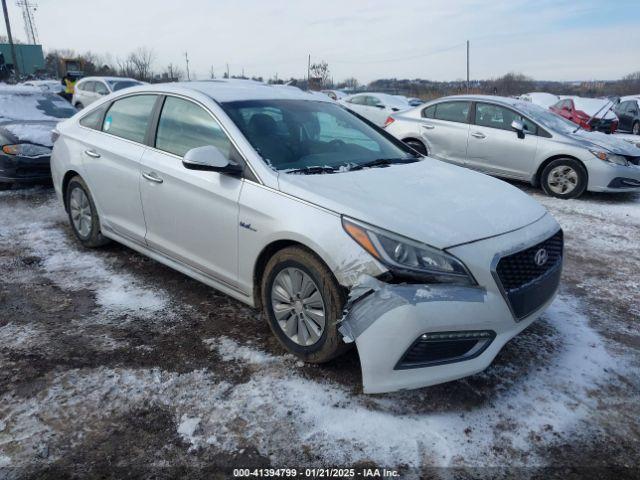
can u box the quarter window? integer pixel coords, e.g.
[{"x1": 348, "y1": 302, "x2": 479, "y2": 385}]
[
  {"x1": 434, "y1": 102, "x2": 470, "y2": 123},
  {"x1": 365, "y1": 96, "x2": 382, "y2": 107},
  {"x1": 475, "y1": 103, "x2": 537, "y2": 134},
  {"x1": 422, "y1": 105, "x2": 435, "y2": 118},
  {"x1": 102, "y1": 95, "x2": 156, "y2": 143},
  {"x1": 155, "y1": 96, "x2": 233, "y2": 158},
  {"x1": 79, "y1": 104, "x2": 108, "y2": 130}
]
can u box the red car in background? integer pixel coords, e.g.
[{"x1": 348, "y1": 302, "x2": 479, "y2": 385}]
[{"x1": 550, "y1": 97, "x2": 618, "y2": 133}]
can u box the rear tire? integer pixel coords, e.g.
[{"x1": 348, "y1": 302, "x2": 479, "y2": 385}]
[
  {"x1": 75, "y1": 102, "x2": 84, "y2": 110},
  {"x1": 261, "y1": 246, "x2": 350, "y2": 363},
  {"x1": 65, "y1": 176, "x2": 110, "y2": 248},
  {"x1": 404, "y1": 139, "x2": 428, "y2": 156},
  {"x1": 541, "y1": 158, "x2": 588, "y2": 199}
]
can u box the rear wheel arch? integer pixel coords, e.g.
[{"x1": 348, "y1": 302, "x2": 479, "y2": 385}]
[
  {"x1": 61, "y1": 170, "x2": 82, "y2": 212},
  {"x1": 533, "y1": 154, "x2": 587, "y2": 187}
]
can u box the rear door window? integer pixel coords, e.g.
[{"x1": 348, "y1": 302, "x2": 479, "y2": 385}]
[
  {"x1": 102, "y1": 94, "x2": 156, "y2": 143},
  {"x1": 434, "y1": 102, "x2": 470, "y2": 123},
  {"x1": 155, "y1": 96, "x2": 233, "y2": 158}
]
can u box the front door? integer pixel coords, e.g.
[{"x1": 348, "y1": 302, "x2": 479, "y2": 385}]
[
  {"x1": 466, "y1": 102, "x2": 538, "y2": 179},
  {"x1": 139, "y1": 95, "x2": 243, "y2": 286}
]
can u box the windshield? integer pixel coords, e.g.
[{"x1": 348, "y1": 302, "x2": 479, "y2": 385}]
[
  {"x1": 517, "y1": 102, "x2": 581, "y2": 134},
  {"x1": 221, "y1": 99, "x2": 417, "y2": 172},
  {"x1": 108, "y1": 80, "x2": 142, "y2": 91}
]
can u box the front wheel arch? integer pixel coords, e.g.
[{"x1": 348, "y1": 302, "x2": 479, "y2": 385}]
[
  {"x1": 533, "y1": 155, "x2": 588, "y2": 188},
  {"x1": 253, "y1": 240, "x2": 345, "y2": 310}
]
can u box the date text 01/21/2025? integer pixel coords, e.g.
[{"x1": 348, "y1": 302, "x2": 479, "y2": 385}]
[{"x1": 232, "y1": 468, "x2": 401, "y2": 478}]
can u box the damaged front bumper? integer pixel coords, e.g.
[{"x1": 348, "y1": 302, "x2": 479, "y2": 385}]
[{"x1": 339, "y1": 213, "x2": 561, "y2": 394}]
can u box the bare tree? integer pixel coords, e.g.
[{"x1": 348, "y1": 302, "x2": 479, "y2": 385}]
[
  {"x1": 128, "y1": 47, "x2": 154, "y2": 81},
  {"x1": 309, "y1": 60, "x2": 330, "y2": 90},
  {"x1": 162, "y1": 63, "x2": 183, "y2": 82}
]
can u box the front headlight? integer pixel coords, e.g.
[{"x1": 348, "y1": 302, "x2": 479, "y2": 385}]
[
  {"x1": 589, "y1": 149, "x2": 629, "y2": 166},
  {"x1": 342, "y1": 217, "x2": 475, "y2": 285},
  {"x1": 2, "y1": 144, "x2": 51, "y2": 158}
]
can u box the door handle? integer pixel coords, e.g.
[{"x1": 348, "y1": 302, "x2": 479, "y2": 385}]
[
  {"x1": 422, "y1": 124, "x2": 435, "y2": 130},
  {"x1": 471, "y1": 132, "x2": 486, "y2": 139},
  {"x1": 84, "y1": 149, "x2": 101, "y2": 158},
  {"x1": 142, "y1": 172, "x2": 163, "y2": 184}
]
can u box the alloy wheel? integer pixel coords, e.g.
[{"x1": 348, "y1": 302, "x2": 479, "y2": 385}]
[
  {"x1": 69, "y1": 187, "x2": 92, "y2": 238},
  {"x1": 547, "y1": 165, "x2": 578, "y2": 195},
  {"x1": 270, "y1": 267, "x2": 326, "y2": 346}
]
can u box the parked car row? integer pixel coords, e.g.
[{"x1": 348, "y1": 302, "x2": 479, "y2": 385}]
[
  {"x1": 3, "y1": 79, "x2": 638, "y2": 393},
  {"x1": 44, "y1": 79, "x2": 565, "y2": 393},
  {"x1": 520, "y1": 91, "x2": 640, "y2": 136},
  {"x1": 384, "y1": 94, "x2": 640, "y2": 199}
]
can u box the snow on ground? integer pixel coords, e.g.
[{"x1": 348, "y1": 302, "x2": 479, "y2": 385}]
[
  {"x1": 0, "y1": 195, "x2": 170, "y2": 321},
  {"x1": 0, "y1": 186, "x2": 638, "y2": 474}
]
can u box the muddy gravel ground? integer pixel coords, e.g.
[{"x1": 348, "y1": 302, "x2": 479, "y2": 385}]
[{"x1": 0, "y1": 183, "x2": 639, "y2": 479}]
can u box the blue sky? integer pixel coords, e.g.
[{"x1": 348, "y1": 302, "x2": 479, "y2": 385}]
[{"x1": 5, "y1": 0, "x2": 639, "y2": 82}]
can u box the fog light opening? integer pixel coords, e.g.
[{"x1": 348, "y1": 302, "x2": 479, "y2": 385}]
[{"x1": 395, "y1": 330, "x2": 496, "y2": 370}]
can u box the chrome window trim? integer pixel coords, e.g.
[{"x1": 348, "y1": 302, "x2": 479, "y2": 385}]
[{"x1": 75, "y1": 90, "x2": 263, "y2": 184}]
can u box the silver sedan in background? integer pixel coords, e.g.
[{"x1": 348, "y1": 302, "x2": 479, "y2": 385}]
[{"x1": 385, "y1": 95, "x2": 640, "y2": 198}]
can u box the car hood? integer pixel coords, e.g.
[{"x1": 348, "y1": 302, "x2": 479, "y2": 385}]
[
  {"x1": 567, "y1": 130, "x2": 640, "y2": 156},
  {"x1": 0, "y1": 120, "x2": 57, "y2": 147},
  {"x1": 277, "y1": 160, "x2": 547, "y2": 249}
]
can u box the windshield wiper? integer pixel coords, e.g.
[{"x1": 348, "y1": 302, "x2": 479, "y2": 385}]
[
  {"x1": 349, "y1": 157, "x2": 418, "y2": 171},
  {"x1": 285, "y1": 166, "x2": 338, "y2": 175}
]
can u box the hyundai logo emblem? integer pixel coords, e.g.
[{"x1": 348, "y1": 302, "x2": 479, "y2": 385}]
[{"x1": 534, "y1": 248, "x2": 549, "y2": 267}]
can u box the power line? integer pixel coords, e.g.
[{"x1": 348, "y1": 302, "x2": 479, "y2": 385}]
[{"x1": 16, "y1": 0, "x2": 38, "y2": 44}]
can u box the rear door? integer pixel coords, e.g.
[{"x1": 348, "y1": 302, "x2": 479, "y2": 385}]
[
  {"x1": 418, "y1": 101, "x2": 471, "y2": 166},
  {"x1": 79, "y1": 94, "x2": 157, "y2": 243},
  {"x1": 139, "y1": 95, "x2": 243, "y2": 286},
  {"x1": 466, "y1": 102, "x2": 538, "y2": 179}
]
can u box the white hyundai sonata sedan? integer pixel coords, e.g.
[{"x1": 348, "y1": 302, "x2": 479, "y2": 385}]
[{"x1": 51, "y1": 80, "x2": 563, "y2": 393}]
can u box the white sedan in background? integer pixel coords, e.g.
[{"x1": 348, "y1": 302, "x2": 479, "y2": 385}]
[
  {"x1": 339, "y1": 92, "x2": 411, "y2": 127},
  {"x1": 72, "y1": 76, "x2": 143, "y2": 109}
]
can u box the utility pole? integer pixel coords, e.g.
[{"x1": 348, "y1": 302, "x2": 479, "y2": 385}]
[
  {"x1": 226, "y1": 62, "x2": 229, "y2": 79},
  {"x1": 1, "y1": 0, "x2": 20, "y2": 78},
  {"x1": 466, "y1": 40, "x2": 470, "y2": 93},
  {"x1": 184, "y1": 52, "x2": 190, "y2": 81},
  {"x1": 307, "y1": 54, "x2": 311, "y2": 91}
]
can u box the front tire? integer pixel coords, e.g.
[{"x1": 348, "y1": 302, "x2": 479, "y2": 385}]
[
  {"x1": 540, "y1": 158, "x2": 587, "y2": 199},
  {"x1": 633, "y1": 121, "x2": 639, "y2": 136},
  {"x1": 261, "y1": 246, "x2": 349, "y2": 363},
  {"x1": 66, "y1": 176, "x2": 110, "y2": 247},
  {"x1": 75, "y1": 102, "x2": 84, "y2": 110}
]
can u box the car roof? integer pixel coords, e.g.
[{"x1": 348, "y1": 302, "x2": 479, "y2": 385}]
[
  {"x1": 117, "y1": 79, "x2": 334, "y2": 103},
  {"x1": 78, "y1": 76, "x2": 139, "y2": 83},
  {"x1": 429, "y1": 94, "x2": 524, "y2": 107}
]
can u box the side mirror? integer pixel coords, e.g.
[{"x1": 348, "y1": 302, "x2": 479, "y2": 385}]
[
  {"x1": 182, "y1": 145, "x2": 243, "y2": 175},
  {"x1": 511, "y1": 120, "x2": 525, "y2": 139}
]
